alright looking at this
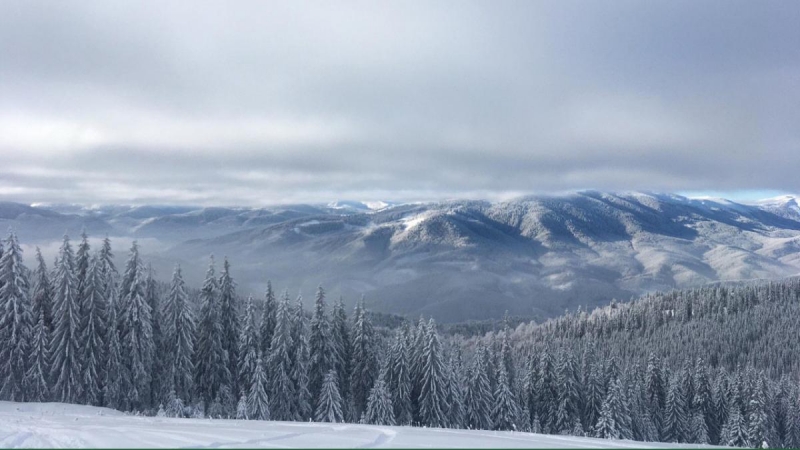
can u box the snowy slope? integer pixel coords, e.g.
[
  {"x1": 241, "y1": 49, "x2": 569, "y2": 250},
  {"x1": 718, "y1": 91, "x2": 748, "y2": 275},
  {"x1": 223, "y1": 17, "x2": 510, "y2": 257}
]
[{"x1": 0, "y1": 402, "x2": 721, "y2": 448}]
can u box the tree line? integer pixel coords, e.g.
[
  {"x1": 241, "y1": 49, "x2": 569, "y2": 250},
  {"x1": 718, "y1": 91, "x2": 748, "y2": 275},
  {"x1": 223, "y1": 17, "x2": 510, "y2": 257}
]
[{"x1": 1, "y1": 230, "x2": 800, "y2": 448}]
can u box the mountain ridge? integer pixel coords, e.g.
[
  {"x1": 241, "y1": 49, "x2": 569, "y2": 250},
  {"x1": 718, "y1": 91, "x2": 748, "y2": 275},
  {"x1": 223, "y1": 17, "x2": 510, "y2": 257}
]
[{"x1": 3, "y1": 191, "x2": 800, "y2": 321}]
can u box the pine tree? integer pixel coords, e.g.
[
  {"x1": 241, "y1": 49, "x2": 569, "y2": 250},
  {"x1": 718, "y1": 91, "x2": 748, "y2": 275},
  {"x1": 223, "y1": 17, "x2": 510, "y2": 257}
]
[
  {"x1": 163, "y1": 264, "x2": 195, "y2": 403},
  {"x1": 595, "y1": 378, "x2": 632, "y2": 440},
  {"x1": 492, "y1": 364, "x2": 520, "y2": 431},
  {"x1": 120, "y1": 242, "x2": 153, "y2": 410},
  {"x1": 331, "y1": 296, "x2": 352, "y2": 410},
  {"x1": 27, "y1": 307, "x2": 50, "y2": 401},
  {"x1": 662, "y1": 374, "x2": 687, "y2": 443},
  {"x1": 315, "y1": 370, "x2": 344, "y2": 423},
  {"x1": 418, "y1": 319, "x2": 447, "y2": 428},
  {"x1": 445, "y1": 354, "x2": 465, "y2": 428},
  {"x1": 194, "y1": 257, "x2": 231, "y2": 413},
  {"x1": 0, "y1": 231, "x2": 31, "y2": 402},
  {"x1": 554, "y1": 352, "x2": 580, "y2": 434},
  {"x1": 218, "y1": 258, "x2": 239, "y2": 398},
  {"x1": 259, "y1": 281, "x2": 276, "y2": 356},
  {"x1": 364, "y1": 370, "x2": 396, "y2": 426},
  {"x1": 691, "y1": 409, "x2": 709, "y2": 444},
  {"x1": 720, "y1": 406, "x2": 749, "y2": 447},
  {"x1": 103, "y1": 286, "x2": 125, "y2": 410},
  {"x1": 645, "y1": 353, "x2": 665, "y2": 436},
  {"x1": 50, "y1": 235, "x2": 83, "y2": 403},
  {"x1": 292, "y1": 296, "x2": 313, "y2": 421},
  {"x1": 30, "y1": 247, "x2": 54, "y2": 333},
  {"x1": 165, "y1": 389, "x2": 185, "y2": 418},
  {"x1": 387, "y1": 326, "x2": 413, "y2": 425},
  {"x1": 236, "y1": 394, "x2": 248, "y2": 420},
  {"x1": 80, "y1": 255, "x2": 106, "y2": 405},
  {"x1": 246, "y1": 353, "x2": 270, "y2": 421},
  {"x1": 145, "y1": 265, "x2": 164, "y2": 406},
  {"x1": 268, "y1": 291, "x2": 295, "y2": 421},
  {"x1": 309, "y1": 286, "x2": 336, "y2": 409},
  {"x1": 748, "y1": 376, "x2": 775, "y2": 448},
  {"x1": 350, "y1": 299, "x2": 378, "y2": 419},
  {"x1": 464, "y1": 346, "x2": 493, "y2": 430},
  {"x1": 237, "y1": 294, "x2": 259, "y2": 399}
]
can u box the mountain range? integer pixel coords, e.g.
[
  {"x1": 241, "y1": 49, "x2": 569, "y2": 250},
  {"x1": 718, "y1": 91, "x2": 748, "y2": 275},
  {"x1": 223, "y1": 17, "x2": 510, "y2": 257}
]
[{"x1": 3, "y1": 191, "x2": 800, "y2": 322}]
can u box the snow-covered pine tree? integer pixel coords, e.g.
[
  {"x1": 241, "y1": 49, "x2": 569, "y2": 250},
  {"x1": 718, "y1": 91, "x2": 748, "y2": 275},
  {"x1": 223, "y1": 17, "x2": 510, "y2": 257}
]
[
  {"x1": 594, "y1": 377, "x2": 632, "y2": 440},
  {"x1": 292, "y1": 295, "x2": 313, "y2": 421},
  {"x1": 309, "y1": 286, "x2": 335, "y2": 409},
  {"x1": 748, "y1": 375, "x2": 776, "y2": 448},
  {"x1": 236, "y1": 394, "x2": 248, "y2": 419},
  {"x1": 364, "y1": 369, "x2": 396, "y2": 426},
  {"x1": 331, "y1": 295, "x2": 352, "y2": 409},
  {"x1": 693, "y1": 359, "x2": 717, "y2": 444},
  {"x1": 554, "y1": 352, "x2": 580, "y2": 434},
  {"x1": 315, "y1": 370, "x2": 344, "y2": 423},
  {"x1": 165, "y1": 388, "x2": 185, "y2": 418},
  {"x1": 246, "y1": 352, "x2": 270, "y2": 421},
  {"x1": 720, "y1": 405, "x2": 749, "y2": 447},
  {"x1": 218, "y1": 258, "x2": 239, "y2": 398},
  {"x1": 583, "y1": 360, "x2": 605, "y2": 434},
  {"x1": 464, "y1": 346, "x2": 493, "y2": 430},
  {"x1": 386, "y1": 326, "x2": 413, "y2": 425},
  {"x1": 645, "y1": 353, "x2": 666, "y2": 437},
  {"x1": 409, "y1": 316, "x2": 427, "y2": 422},
  {"x1": 163, "y1": 264, "x2": 195, "y2": 404},
  {"x1": 536, "y1": 348, "x2": 557, "y2": 433},
  {"x1": 237, "y1": 294, "x2": 259, "y2": 400},
  {"x1": 662, "y1": 373, "x2": 688, "y2": 443},
  {"x1": 784, "y1": 389, "x2": 800, "y2": 449},
  {"x1": 267, "y1": 290, "x2": 296, "y2": 421},
  {"x1": 103, "y1": 285, "x2": 125, "y2": 410},
  {"x1": 27, "y1": 306, "x2": 51, "y2": 402},
  {"x1": 74, "y1": 230, "x2": 91, "y2": 318},
  {"x1": 0, "y1": 231, "x2": 31, "y2": 402},
  {"x1": 144, "y1": 265, "x2": 165, "y2": 405},
  {"x1": 80, "y1": 254, "x2": 106, "y2": 405},
  {"x1": 418, "y1": 318, "x2": 447, "y2": 428},
  {"x1": 259, "y1": 280, "x2": 276, "y2": 356},
  {"x1": 194, "y1": 257, "x2": 231, "y2": 414},
  {"x1": 50, "y1": 235, "x2": 83, "y2": 403},
  {"x1": 492, "y1": 364, "x2": 520, "y2": 431},
  {"x1": 31, "y1": 247, "x2": 54, "y2": 333},
  {"x1": 350, "y1": 298, "x2": 378, "y2": 419},
  {"x1": 120, "y1": 242, "x2": 154, "y2": 410},
  {"x1": 445, "y1": 354, "x2": 465, "y2": 428}
]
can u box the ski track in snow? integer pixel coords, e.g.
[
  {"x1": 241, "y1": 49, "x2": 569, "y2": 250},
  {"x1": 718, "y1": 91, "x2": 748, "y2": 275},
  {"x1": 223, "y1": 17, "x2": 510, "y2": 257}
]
[{"x1": 0, "y1": 402, "x2": 725, "y2": 448}]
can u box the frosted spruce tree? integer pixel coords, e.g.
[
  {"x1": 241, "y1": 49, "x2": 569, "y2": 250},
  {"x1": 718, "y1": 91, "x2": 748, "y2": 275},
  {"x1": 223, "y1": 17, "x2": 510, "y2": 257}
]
[
  {"x1": 309, "y1": 286, "x2": 335, "y2": 409},
  {"x1": 0, "y1": 231, "x2": 31, "y2": 401},
  {"x1": 31, "y1": 247, "x2": 53, "y2": 333},
  {"x1": 237, "y1": 294, "x2": 259, "y2": 398},
  {"x1": 145, "y1": 266, "x2": 165, "y2": 406},
  {"x1": 594, "y1": 377, "x2": 632, "y2": 440},
  {"x1": 350, "y1": 298, "x2": 378, "y2": 419},
  {"x1": 464, "y1": 346, "x2": 493, "y2": 430},
  {"x1": 554, "y1": 352, "x2": 581, "y2": 434},
  {"x1": 103, "y1": 283, "x2": 125, "y2": 410},
  {"x1": 246, "y1": 352, "x2": 270, "y2": 421},
  {"x1": 268, "y1": 291, "x2": 296, "y2": 421},
  {"x1": 163, "y1": 264, "x2": 195, "y2": 403},
  {"x1": 445, "y1": 354, "x2": 465, "y2": 428},
  {"x1": 363, "y1": 369, "x2": 396, "y2": 425},
  {"x1": 259, "y1": 280, "x2": 276, "y2": 356},
  {"x1": 120, "y1": 242, "x2": 154, "y2": 410},
  {"x1": 492, "y1": 364, "x2": 520, "y2": 431},
  {"x1": 80, "y1": 255, "x2": 106, "y2": 405},
  {"x1": 315, "y1": 370, "x2": 344, "y2": 423},
  {"x1": 50, "y1": 235, "x2": 83, "y2": 403},
  {"x1": 331, "y1": 295, "x2": 351, "y2": 410},
  {"x1": 418, "y1": 319, "x2": 447, "y2": 428},
  {"x1": 386, "y1": 326, "x2": 413, "y2": 425},
  {"x1": 218, "y1": 258, "x2": 239, "y2": 398},
  {"x1": 292, "y1": 296, "x2": 313, "y2": 421},
  {"x1": 194, "y1": 257, "x2": 231, "y2": 414},
  {"x1": 662, "y1": 374, "x2": 688, "y2": 443}
]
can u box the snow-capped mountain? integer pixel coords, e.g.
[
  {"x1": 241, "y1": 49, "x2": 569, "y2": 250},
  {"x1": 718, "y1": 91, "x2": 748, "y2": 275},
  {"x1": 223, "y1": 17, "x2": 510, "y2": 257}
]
[{"x1": 4, "y1": 191, "x2": 800, "y2": 322}]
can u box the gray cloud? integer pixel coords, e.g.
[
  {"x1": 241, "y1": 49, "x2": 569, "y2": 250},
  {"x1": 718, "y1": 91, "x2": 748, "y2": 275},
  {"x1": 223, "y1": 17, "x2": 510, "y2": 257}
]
[{"x1": 1, "y1": 0, "x2": 798, "y2": 206}]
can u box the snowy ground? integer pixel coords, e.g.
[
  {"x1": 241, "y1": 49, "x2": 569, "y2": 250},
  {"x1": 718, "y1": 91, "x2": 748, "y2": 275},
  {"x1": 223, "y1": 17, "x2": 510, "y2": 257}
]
[{"x1": 0, "y1": 402, "x2": 720, "y2": 448}]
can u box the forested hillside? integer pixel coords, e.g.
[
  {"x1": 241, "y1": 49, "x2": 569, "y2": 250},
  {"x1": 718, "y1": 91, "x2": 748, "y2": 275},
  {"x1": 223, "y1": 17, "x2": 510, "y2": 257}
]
[{"x1": 1, "y1": 230, "x2": 799, "y2": 448}]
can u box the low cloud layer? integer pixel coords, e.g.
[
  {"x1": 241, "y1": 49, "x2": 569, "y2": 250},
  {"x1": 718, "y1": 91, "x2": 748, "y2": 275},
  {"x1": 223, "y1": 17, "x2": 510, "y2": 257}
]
[{"x1": 1, "y1": 0, "x2": 799, "y2": 205}]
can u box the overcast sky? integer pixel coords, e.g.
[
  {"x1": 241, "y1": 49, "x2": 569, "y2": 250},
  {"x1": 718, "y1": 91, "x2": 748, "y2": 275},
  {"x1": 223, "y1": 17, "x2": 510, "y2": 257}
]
[{"x1": 1, "y1": 0, "x2": 798, "y2": 206}]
